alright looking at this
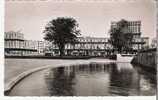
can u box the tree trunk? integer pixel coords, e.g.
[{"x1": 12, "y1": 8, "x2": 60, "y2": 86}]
[
  {"x1": 59, "y1": 49, "x2": 64, "y2": 57},
  {"x1": 118, "y1": 48, "x2": 121, "y2": 54},
  {"x1": 59, "y1": 44, "x2": 65, "y2": 57}
]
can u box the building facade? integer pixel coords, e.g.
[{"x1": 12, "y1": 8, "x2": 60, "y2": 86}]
[
  {"x1": 110, "y1": 20, "x2": 148, "y2": 52},
  {"x1": 5, "y1": 31, "x2": 35, "y2": 56},
  {"x1": 4, "y1": 31, "x2": 49, "y2": 56},
  {"x1": 48, "y1": 37, "x2": 113, "y2": 56}
]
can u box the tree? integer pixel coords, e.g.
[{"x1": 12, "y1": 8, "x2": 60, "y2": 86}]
[
  {"x1": 109, "y1": 19, "x2": 133, "y2": 53},
  {"x1": 43, "y1": 17, "x2": 80, "y2": 56}
]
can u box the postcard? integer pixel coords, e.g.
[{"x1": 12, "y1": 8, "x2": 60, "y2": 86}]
[{"x1": 1, "y1": 0, "x2": 157, "y2": 100}]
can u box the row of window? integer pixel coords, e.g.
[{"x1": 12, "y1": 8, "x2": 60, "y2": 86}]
[
  {"x1": 132, "y1": 44, "x2": 142, "y2": 50},
  {"x1": 127, "y1": 26, "x2": 141, "y2": 33},
  {"x1": 128, "y1": 21, "x2": 141, "y2": 26},
  {"x1": 132, "y1": 38, "x2": 149, "y2": 43},
  {"x1": 5, "y1": 40, "x2": 145, "y2": 51},
  {"x1": 5, "y1": 40, "x2": 39, "y2": 50},
  {"x1": 111, "y1": 21, "x2": 141, "y2": 26},
  {"x1": 111, "y1": 26, "x2": 141, "y2": 33},
  {"x1": 5, "y1": 32, "x2": 24, "y2": 40},
  {"x1": 77, "y1": 38, "x2": 109, "y2": 43},
  {"x1": 64, "y1": 44, "x2": 112, "y2": 49},
  {"x1": 51, "y1": 43, "x2": 142, "y2": 50},
  {"x1": 5, "y1": 50, "x2": 38, "y2": 56},
  {"x1": 5, "y1": 41, "x2": 24, "y2": 48}
]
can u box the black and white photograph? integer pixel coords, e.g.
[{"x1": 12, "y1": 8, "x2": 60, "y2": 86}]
[{"x1": 2, "y1": 0, "x2": 157, "y2": 98}]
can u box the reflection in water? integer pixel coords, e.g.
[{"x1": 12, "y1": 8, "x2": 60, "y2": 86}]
[
  {"x1": 44, "y1": 63, "x2": 156, "y2": 96},
  {"x1": 45, "y1": 67, "x2": 76, "y2": 96},
  {"x1": 109, "y1": 63, "x2": 139, "y2": 96}
]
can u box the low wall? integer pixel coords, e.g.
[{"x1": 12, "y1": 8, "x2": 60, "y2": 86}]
[
  {"x1": 5, "y1": 55, "x2": 117, "y2": 60},
  {"x1": 5, "y1": 55, "x2": 91, "y2": 59},
  {"x1": 131, "y1": 48, "x2": 157, "y2": 70}
]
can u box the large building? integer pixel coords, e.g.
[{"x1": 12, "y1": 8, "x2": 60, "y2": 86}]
[
  {"x1": 4, "y1": 31, "x2": 50, "y2": 56},
  {"x1": 111, "y1": 20, "x2": 141, "y2": 36},
  {"x1": 47, "y1": 37, "x2": 113, "y2": 56},
  {"x1": 5, "y1": 31, "x2": 36, "y2": 56},
  {"x1": 110, "y1": 20, "x2": 148, "y2": 52}
]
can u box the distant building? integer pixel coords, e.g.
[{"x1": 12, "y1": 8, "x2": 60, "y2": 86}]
[
  {"x1": 111, "y1": 21, "x2": 141, "y2": 36},
  {"x1": 44, "y1": 37, "x2": 112, "y2": 56},
  {"x1": 5, "y1": 31, "x2": 36, "y2": 56},
  {"x1": 110, "y1": 20, "x2": 148, "y2": 52},
  {"x1": 4, "y1": 31, "x2": 48, "y2": 56},
  {"x1": 65, "y1": 37, "x2": 112, "y2": 56}
]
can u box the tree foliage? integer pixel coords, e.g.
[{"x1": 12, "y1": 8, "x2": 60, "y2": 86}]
[
  {"x1": 109, "y1": 19, "x2": 133, "y2": 53},
  {"x1": 43, "y1": 17, "x2": 80, "y2": 56}
]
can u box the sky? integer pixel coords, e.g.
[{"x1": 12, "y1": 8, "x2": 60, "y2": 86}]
[{"x1": 5, "y1": 0, "x2": 157, "y2": 42}]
